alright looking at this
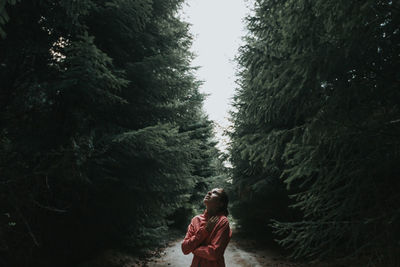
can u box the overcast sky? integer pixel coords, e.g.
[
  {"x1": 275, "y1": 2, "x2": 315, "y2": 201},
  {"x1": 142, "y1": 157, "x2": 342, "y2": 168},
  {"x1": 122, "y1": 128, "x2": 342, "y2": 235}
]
[{"x1": 180, "y1": 0, "x2": 252, "y2": 151}]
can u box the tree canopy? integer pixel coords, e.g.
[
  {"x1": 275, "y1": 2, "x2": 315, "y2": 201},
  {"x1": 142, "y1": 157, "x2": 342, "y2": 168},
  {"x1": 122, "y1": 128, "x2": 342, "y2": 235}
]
[
  {"x1": 0, "y1": 1, "x2": 222, "y2": 266},
  {"x1": 230, "y1": 0, "x2": 400, "y2": 264}
]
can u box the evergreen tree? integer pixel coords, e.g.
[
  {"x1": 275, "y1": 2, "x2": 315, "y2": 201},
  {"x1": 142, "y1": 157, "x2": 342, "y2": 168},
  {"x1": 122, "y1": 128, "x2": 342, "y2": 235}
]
[
  {"x1": 231, "y1": 0, "x2": 400, "y2": 264},
  {"x1": 0, "y1": 0, "x2": 221, "y2": 266}
]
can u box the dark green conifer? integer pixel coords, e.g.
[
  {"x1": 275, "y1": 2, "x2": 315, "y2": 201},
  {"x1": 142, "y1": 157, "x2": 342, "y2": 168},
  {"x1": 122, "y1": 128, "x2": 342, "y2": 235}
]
[
  {"x1": 231, "y1": 0, "x2": 400, "y2": 263},
  {"x1": 0, "y1": 0, "x2": 221, "y2": 266}
]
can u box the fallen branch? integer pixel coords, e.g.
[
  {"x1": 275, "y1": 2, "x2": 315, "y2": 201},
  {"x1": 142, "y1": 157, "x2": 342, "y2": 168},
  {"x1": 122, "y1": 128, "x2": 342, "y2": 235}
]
[
  {"x1": 32, "y1": 200, "x2": 68, "y2": 213},
  {"x1": 15, "y1": 205, "x2": 40, "y2": 247}
]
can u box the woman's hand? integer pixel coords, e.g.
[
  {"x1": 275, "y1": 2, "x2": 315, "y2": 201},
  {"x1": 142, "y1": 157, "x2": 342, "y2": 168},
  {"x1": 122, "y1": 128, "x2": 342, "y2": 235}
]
[{"x1": 205, "y1": 216, "x2": 219, "y2": 232}]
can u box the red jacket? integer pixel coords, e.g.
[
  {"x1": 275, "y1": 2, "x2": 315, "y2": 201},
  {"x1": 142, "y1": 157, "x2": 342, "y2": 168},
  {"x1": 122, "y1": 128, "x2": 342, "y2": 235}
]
[{"x1": 181, "y1": 210, "x2": 232, "y2": 267}]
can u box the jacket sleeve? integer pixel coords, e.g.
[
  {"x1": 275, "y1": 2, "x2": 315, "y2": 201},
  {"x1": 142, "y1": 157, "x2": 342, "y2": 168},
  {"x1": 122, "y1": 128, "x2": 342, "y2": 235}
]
[
  {"x1": 181, "y1": 217, "x2": 209, "y2": 255},
  {"x1": 192, "y1": 218, "x2": 230, "y2": 261}
]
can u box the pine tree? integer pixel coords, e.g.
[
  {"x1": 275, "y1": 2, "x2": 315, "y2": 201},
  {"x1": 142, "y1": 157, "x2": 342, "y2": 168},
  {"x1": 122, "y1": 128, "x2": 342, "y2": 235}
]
[
  {"x1": 231, "y1": 0, "x2": 400, "y2": 264},
  {"x1": 0, "y1": 0, "x2": 221, "y2": 266}
]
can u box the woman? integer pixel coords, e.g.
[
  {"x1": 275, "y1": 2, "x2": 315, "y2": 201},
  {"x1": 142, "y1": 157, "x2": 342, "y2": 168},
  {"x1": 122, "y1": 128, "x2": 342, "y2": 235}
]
[{"x1": 181, "y1": 188, "x2": 232, "y2": 267}]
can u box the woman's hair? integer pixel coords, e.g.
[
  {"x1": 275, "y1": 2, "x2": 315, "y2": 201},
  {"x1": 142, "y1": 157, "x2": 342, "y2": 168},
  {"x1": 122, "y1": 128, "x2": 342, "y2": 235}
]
[{"x1": 218, "y1": 189, "x2": 229, "y2": 216}]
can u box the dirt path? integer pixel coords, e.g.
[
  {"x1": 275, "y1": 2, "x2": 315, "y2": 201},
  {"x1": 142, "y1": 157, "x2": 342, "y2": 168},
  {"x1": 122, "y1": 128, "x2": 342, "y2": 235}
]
[
  {"x1": 146, "y1": 237, "x2": 302, "y2": 267},
  {"x1": 80, "y1": 232, "x2": 306, "y2": 267}
]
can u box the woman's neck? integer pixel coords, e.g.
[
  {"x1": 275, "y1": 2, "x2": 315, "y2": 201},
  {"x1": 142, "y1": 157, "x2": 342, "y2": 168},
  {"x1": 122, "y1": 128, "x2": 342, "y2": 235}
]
[{"x1": 206, "y1": 208, "x2": 218, "y2": 216}]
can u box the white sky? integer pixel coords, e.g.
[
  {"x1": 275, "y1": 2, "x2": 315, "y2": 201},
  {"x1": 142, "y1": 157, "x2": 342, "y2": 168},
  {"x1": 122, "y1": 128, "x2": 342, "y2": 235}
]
[{"x1": 180, "y1": 0, "x2": 252, "y2": 151}]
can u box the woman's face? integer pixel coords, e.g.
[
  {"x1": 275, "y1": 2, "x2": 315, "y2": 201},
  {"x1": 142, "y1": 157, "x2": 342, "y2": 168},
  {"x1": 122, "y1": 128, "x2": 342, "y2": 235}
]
[{"x1": 203, "y1": 188, "x2": 223, "y2": 209}]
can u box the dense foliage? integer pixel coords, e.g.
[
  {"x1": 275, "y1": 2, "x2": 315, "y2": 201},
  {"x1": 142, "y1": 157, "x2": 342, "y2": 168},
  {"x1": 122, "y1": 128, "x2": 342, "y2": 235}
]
[
  {"x1": 230, "y1": 0, "x2": 400, "y2": 264},
  {"x1": 0, "y1": 1, "x2": 220, "y2": 266}
]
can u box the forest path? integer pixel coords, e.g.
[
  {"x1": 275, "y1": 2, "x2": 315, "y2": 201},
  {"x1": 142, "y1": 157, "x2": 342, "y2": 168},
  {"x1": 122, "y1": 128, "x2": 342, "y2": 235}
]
[
  {"x1": 81, "y1": 232, "x2": 307, "y2": 267},
  {"x1": 146, "y1": 235, "x2": 302, "y2": 267}
]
